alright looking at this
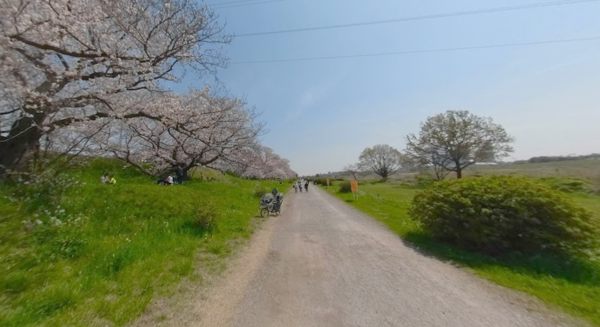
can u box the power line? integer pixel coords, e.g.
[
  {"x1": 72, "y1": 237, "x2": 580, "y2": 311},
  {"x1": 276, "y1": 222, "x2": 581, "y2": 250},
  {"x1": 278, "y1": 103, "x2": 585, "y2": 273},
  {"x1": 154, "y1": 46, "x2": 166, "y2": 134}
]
[
  {"x1": 211, "y1": 0, "x2": 285, "y2": 9},
  {"x1": 209, "y1": 0, "x2": 269, "y2": 5},
  {"x1": 230, "y1": 35, "x2": 600, "y2": 64},
  {"x1": 234, "y1": 0, "x2": 600, "y2": 37}
]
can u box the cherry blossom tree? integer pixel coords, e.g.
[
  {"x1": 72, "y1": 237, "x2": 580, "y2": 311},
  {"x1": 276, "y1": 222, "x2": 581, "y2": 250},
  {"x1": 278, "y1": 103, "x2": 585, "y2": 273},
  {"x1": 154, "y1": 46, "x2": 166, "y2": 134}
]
[
  {"x1": 219, "y1": 144, "x2": 296, "y2": 180},
  {"x1": 249, "y1": 146, "x2": 295, "y2": 180},
  {"x1": 0, "y1": 0, "x2": 227, "y2": 173},
  {"x1": 89, "y1": 89, "x2": 261, "y2": 178}
]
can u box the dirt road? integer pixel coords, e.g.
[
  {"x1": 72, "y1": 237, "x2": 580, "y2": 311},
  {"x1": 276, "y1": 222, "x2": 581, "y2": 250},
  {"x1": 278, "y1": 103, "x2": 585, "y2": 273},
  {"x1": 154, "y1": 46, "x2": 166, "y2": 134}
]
[{"x1": 188, "y1": 186, "x2": 580, "y2": 327}]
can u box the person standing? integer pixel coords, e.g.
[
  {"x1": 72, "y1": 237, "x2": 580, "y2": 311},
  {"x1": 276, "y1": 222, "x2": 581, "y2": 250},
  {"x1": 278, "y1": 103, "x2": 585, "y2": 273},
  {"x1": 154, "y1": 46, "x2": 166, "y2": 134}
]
[{"x1": 304, "y1": 180, "x2": 309, "y2": 192}]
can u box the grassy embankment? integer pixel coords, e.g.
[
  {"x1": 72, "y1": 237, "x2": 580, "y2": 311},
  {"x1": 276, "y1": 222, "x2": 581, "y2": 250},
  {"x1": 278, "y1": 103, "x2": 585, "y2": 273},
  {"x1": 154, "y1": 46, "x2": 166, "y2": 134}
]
[
  {"x1": 325, "y1": 162, "x2": 600, "y2": 326},
  {"x1": 467, "y1": 158, "x2": 600, "y2": 190},
  {"x1": 0, "y1": 159, "x2": 286, "y2": 326}
]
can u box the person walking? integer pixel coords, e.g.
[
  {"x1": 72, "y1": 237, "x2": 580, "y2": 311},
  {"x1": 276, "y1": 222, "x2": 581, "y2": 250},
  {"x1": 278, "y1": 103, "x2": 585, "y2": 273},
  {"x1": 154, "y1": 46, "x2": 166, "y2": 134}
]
[
  {"x1": 304, "y1": 180, "x2": 309, "y2": 192},
  {"x1": 293, "y1": 183, "x2": 298, "y2": 193}
]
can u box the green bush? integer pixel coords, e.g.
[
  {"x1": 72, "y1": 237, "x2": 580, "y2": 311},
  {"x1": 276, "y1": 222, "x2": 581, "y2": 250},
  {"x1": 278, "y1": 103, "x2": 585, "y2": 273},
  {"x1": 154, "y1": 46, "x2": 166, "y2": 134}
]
[
  {"x1": 313, "y1": 178, "x2": 329, "y2": 186},
  {"x1": 409, "y1": 176, "x2": 595, "y2": 255},
  {"x1": 414, "y1": 173, "x2": 435, "y2": 187},
  {"x1": 338, "y1": 181, "x2": 352, "y2": 193}
]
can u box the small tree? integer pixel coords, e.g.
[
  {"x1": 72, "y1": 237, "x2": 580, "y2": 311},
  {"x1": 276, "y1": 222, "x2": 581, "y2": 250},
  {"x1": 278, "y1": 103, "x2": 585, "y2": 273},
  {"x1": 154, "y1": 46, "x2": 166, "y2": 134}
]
[
  {"x1": 357, "y1": 144, "x2": 402, "y2": 180},
  {"x1": 405, "y1": 110, "x2": 513, "y2": 179}
]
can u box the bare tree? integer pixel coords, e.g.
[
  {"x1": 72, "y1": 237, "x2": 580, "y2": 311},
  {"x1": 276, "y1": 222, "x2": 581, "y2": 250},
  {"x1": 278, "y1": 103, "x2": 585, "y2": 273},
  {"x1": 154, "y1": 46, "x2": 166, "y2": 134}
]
[
  {"x1": 405, "y1": 110, "x2": 513, "y2": 179},
  {"x1": 343, "y1": 163, "x2": 360, "y2": 180},
  {"x1": 0, "y1": 0, "x2": 227, "y2": 173},
  {"x1": 357, "y1": 144, "x2": 402, "y2": 180}
]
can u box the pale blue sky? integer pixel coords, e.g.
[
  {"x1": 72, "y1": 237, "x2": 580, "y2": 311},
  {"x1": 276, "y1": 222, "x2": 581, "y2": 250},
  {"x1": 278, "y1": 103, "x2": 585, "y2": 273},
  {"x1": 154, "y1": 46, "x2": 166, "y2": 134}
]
[{"x1": 181, "y1": 0, "x2": 600, "y2": 175}]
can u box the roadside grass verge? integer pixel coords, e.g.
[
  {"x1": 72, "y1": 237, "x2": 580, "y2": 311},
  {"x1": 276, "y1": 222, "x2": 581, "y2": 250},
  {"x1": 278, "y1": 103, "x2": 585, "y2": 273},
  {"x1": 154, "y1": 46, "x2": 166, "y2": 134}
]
[
  {"x1": 324, "y1": 181, "x2": 600, "y2": 326},
  {"x1": 0, "y1": 159, "x2": 287, "y2": 326}
]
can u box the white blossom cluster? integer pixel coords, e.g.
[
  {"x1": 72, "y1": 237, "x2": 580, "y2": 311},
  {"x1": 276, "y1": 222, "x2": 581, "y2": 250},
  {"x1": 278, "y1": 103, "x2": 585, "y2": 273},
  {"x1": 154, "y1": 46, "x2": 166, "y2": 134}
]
[{"x1": 216, "y1": 143, "x2": 296, "y2": 180}]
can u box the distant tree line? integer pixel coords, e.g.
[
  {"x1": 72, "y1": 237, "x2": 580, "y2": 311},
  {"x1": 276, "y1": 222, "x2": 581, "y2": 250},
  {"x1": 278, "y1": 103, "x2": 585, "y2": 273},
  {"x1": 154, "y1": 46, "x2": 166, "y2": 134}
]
[{"x1": 515, "y1": 154, "x2": 600, "y2": 164}]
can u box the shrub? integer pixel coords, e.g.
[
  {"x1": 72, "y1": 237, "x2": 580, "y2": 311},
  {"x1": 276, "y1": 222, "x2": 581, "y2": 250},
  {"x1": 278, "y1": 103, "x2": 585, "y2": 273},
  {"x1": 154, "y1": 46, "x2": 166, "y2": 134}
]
[
  {"x1": 313, "y1": 178, "x2": 329, "y2": 186},
  {"x1": 338, "y1": 181, "x2": 352, "y2": 193},
  {"x1": 409, "y1": 176, "x2": 595, "y2": 255},
  {"x1": 414, "y1": 173, "x2": 435, "y2": 187},
  {"x1": 195, "y1": 203, "x2": 217, "y2": 231}
]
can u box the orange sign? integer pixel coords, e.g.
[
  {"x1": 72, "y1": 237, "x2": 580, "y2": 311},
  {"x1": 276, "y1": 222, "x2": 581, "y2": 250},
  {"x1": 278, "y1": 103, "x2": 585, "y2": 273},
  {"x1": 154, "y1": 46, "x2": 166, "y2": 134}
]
[{"x1": 350, "y1": 180, "x2": 358, "y2": 193}]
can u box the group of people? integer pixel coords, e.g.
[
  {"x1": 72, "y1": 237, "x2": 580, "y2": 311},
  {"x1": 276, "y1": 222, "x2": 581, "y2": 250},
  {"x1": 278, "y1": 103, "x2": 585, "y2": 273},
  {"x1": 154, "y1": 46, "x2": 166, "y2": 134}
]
[
  {"x1": 101, "y1": 166, "x2": 187, "y2": 186},
  {"x1": 293, "y1": 179, "x2": 309, "y2": 193},
  {"x1": 157, "y1": 175, "x2": 176, "y2": 185},
  {"x1": 100, "y1": 172, "x2": 117, "y2": 185},
  {"x1": 157, "y1": 166, "x2": 186, "y2": 185},
  {"x1": 261, "y1": 188, "x2": 284, "y2": 205}
]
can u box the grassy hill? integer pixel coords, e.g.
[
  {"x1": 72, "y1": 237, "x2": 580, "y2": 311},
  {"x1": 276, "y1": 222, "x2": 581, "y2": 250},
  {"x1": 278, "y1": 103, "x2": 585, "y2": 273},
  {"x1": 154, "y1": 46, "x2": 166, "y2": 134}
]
[
  {"x1": 0, "y1": 159, "x2": 286, "y2": 326},
  {"x1": 466, "y1": 158, "x2": 600, "y2": 189},
  {"x1": 321, "y1": 158, "x2": 600, "y2": 191}
]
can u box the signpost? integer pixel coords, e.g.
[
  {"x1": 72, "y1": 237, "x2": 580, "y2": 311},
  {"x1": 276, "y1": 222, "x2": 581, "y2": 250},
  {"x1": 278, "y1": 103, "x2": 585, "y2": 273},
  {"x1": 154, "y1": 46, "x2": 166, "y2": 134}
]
[{"x1": 350, "y1": 180, "x2": 358, "y2": 199}]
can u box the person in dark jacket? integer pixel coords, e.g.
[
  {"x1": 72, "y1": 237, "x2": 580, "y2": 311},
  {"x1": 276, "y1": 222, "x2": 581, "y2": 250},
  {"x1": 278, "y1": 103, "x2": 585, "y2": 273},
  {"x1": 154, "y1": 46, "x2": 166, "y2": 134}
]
[{"x1": 175, "y1": 164, "x2": 185, "y2": 184}]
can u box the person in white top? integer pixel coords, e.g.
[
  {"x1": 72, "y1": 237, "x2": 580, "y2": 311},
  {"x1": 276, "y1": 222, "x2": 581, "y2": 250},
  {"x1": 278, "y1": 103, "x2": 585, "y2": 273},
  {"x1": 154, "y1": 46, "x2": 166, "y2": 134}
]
[{"x1": 100, "y1": 173, "x2": 109, "y2": 184}]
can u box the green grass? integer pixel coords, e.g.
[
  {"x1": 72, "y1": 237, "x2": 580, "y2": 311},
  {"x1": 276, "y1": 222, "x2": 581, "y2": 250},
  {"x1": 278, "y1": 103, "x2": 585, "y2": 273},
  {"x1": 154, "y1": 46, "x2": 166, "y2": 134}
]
[
  {"x1": 466, "y1": 159, "x2": 600, "y2": 190},
  {"x1": 0, "y1": 159, "x2": 287, "y2": 326},
  {"x1": 325, "y1": 180, "x2": 600, "y2": 326}
]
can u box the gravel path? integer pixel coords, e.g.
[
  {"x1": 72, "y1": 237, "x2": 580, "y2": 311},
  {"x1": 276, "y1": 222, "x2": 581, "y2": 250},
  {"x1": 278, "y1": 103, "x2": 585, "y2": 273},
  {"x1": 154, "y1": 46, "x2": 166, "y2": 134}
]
[{"x1": 180, "y1": 186, "x2": 582, "y2": 327}]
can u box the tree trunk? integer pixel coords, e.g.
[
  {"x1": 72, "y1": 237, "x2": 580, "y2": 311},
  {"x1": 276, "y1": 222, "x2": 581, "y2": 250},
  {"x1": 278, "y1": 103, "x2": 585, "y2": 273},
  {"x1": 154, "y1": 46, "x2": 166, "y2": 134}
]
[
  {"x1": 456, "y1": 167, "x2": 462, "y2": 179},
  {"x1": 0, "y1": 116, "x2": 43, "y2": 174},
  {"x1": 181, "y1": 166, "x2": 190, "y2": 181}
]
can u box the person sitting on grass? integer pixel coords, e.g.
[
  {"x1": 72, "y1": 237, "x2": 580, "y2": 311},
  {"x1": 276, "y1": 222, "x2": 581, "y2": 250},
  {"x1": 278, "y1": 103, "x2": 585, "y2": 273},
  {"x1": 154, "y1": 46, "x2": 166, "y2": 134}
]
[
  {"x1": 100, "y1": 172, "x2": 110, "y2": 184},
  {"x1": 107, "y1": 174, "x2": 117, "y2": 185}
]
